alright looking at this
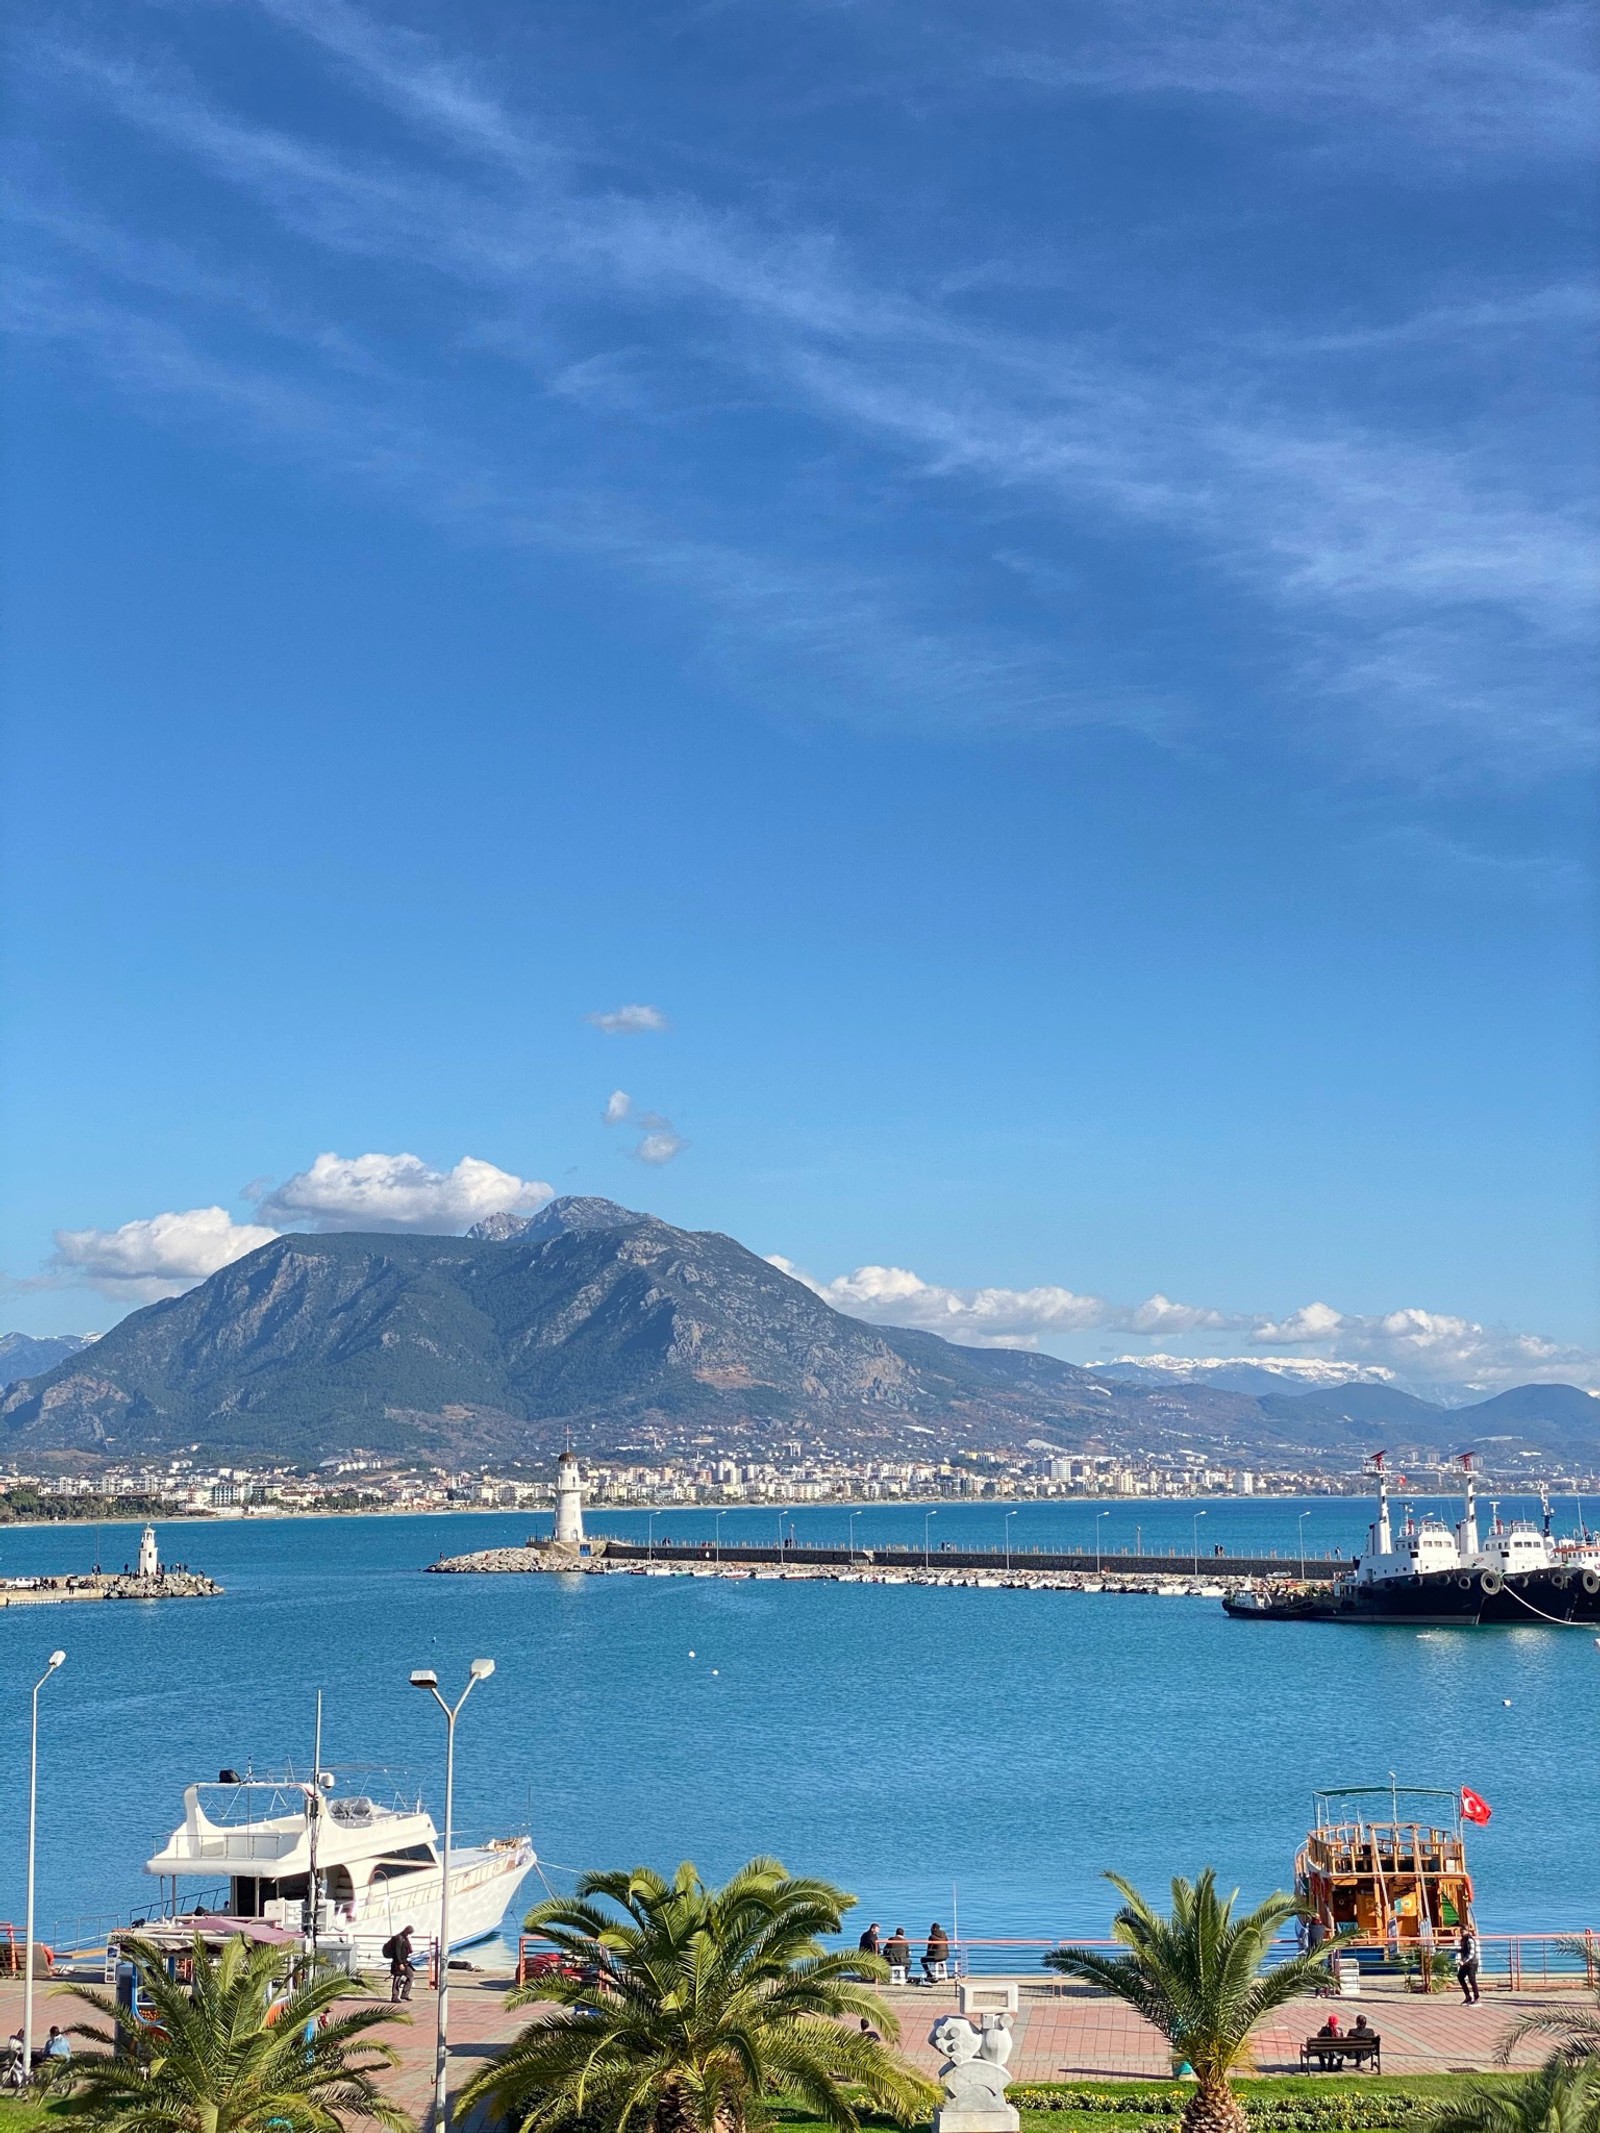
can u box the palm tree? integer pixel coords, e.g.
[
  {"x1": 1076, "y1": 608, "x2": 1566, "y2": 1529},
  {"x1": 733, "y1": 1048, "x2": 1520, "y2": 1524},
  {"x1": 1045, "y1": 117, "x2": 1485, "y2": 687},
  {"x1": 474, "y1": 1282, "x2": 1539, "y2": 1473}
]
[
  {"x1": 458, "y1": 1857, "x2": 938, "y2": 2133},
  {"x1": 1496, "y1": 1942, "x2": 1600, "y2": 2066},
  {"x1": 1428, "y1": 2053, "x2": 1600, "y2": 2133},
  {"x1": 53, "y1": 1932, "x2": 410, "y2": 2133},
  {"x1": 1044, "y1": 1870, "x2": 1335, "y2": 2133}
]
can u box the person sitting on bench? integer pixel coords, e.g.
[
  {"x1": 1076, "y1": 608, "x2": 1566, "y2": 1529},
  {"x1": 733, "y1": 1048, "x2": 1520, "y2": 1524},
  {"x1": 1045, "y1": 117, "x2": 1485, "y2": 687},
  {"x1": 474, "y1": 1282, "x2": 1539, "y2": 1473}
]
[
  {"x1": 1316, "y1": 2015, "x2": 1345, "y2": 2068},
  {"x1": 923, "y1": 1923, "x2": 950, "y2": 1981}
]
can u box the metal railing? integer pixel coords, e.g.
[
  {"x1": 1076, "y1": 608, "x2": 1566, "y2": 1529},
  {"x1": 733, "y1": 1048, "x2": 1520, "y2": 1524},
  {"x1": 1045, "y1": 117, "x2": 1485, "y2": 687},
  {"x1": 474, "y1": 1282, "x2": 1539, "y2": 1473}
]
[{"x1": 508, "y1": 1928, "x2": 1597, "y2": 1992}]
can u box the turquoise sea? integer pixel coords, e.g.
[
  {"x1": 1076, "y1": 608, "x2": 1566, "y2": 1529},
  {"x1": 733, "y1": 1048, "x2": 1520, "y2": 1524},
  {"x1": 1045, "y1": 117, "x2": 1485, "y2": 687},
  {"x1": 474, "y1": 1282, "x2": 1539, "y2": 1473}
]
[{"x1": 1, "y1": 1498, "x2": 1596, "y2": 1957}]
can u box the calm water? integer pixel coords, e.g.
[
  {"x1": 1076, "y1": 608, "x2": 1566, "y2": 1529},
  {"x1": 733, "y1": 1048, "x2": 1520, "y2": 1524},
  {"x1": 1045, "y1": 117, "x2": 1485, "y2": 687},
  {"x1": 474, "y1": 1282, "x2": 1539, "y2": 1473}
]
[{"x1": 1, "y1": 1499, "x2": 1596, "y2": 1954}]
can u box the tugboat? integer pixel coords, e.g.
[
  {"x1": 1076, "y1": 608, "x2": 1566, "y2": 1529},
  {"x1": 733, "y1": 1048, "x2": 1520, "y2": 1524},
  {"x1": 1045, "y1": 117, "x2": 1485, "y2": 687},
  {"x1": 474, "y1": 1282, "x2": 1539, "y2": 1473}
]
[
  {"x1": 1297, "y1": 1784, "x2": 1476, "y2": 1956},
  {"x1": 1225, "y1": 1457, "x2": 1600, "y2": 1625}
]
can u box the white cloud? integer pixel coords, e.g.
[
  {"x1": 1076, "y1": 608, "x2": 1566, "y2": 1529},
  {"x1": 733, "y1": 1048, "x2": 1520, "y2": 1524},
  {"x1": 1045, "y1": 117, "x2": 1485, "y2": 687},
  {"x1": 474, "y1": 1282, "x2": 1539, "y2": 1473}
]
[
  {"x1": 598, "y1": 1089, "x2": 686, "y2": 1162},
  {"x1": 1242, "y1": 1303, "x2": 1600, "y2": 1392},
  {"x1": 587, "y1": 1004, "x2": 669, "y2": 1034},
  {"x1": 255, "y1": 1151, "x2": 553, "y2": 1231},
  {"x1": 774, "y1": 1252, "x2": 1600, "y2": 1392},
  {"x1": 52, "y1": 1207, "x2": 280, "y2": 1300},
  {"x1": 631, "y1": 1113, "x2": 687, "y2": 1165}
]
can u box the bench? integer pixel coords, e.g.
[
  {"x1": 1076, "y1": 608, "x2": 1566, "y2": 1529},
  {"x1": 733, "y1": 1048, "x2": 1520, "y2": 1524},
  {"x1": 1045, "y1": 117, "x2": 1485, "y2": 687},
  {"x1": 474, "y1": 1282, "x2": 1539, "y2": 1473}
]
[{"x1": 1301, "y1": 2034, "x2": 1381, "y2": 2074}]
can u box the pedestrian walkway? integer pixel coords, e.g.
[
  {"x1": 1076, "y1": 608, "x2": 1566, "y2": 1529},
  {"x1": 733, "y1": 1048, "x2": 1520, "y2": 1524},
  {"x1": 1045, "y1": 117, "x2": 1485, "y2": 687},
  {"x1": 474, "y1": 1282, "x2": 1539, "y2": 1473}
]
[
  {"x1": 878, "y1": 1976, "x2": 1566, "y2": 2080},
  {"x1": 0, "y1": 1962, "x2": 1577, "y2": 2121}
]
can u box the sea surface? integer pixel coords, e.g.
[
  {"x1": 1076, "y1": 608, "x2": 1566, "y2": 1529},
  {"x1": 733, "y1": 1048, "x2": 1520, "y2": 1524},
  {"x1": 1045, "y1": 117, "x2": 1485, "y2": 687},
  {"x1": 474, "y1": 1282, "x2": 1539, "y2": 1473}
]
[{"x1": 1, "y1": 1497, "x2": 1596, "y2": 1957}]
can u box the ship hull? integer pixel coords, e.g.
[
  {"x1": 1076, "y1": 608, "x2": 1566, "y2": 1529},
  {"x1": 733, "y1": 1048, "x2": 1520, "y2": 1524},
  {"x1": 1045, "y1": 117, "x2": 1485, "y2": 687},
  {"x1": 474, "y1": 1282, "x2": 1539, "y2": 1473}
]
[
  {"x1": 1227, "y1": 1565, "x2": 1600, "y2": 1627},
  {"x1": 348, "y1": 1841, "x2": 536, "y2": 1950}
]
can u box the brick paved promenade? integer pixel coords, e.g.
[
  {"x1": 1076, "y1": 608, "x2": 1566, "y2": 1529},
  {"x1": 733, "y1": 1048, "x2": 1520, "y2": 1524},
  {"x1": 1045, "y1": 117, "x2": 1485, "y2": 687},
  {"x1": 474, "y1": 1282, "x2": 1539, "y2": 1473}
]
[{"x1": 2, "y1": 1966, "x2": 1573, "y2": 2125}]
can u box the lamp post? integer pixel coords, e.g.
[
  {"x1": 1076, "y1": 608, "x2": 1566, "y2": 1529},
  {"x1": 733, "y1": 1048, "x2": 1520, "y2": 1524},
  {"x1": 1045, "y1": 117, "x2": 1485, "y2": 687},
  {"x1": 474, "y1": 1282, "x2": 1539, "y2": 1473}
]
[
  {"x1": 1003, "y1": 1509, "x2": 1017, "y2": 1571},
  {"x1": 646, "y1": 1510, "x2": 656, "y2": 1561},
  {"x1": 410, "y1": 1659, "x2": 495, "y2": 2132},
  {"x1": 713, "y1": 1509, "x2": 726, "y2": 1563},
  {"x1": 848, "y1": 1509, "x2": 862, "y2": 1562},
  {"x1": 923, "y1": 1508, "x2": 937, "y2": 1568},
  {"x1": 1298, "y1": 1511, "x2": 1312, "y2": 1581},
  {"x1": 23, "y1": 1650, "x2": 66, "y2": 2083},
  {"x1": 1095, "y1": 1509, "x2": 1109, "y2": 1574},
  {"x1": 1192, "y1": 1508, "x2": 1207, "y2": 1574}
]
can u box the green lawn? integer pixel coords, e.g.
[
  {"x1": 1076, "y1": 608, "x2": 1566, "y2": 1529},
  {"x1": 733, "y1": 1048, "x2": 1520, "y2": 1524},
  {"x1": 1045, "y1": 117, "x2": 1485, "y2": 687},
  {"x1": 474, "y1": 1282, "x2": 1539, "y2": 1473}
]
[{"x1": 769, "y1": 2071, "x2": 1515, "y2": 2133}]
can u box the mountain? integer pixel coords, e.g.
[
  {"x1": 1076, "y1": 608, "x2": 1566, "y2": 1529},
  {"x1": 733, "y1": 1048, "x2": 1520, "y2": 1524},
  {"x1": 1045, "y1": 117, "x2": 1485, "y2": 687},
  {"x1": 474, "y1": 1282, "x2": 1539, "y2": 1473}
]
[
  {"x1": 0, "y1": 1331, "x2": 97, "y2": 1391},
  {"x1": 3, "y1": 1204, "x2": 1593, "y2": 1473},
  {"x1": 1257, "y1": 1381, "x2": 1600, "y2": 1463},
  {"x1": 3, "y1": 1199, "x2": 1227, "y2": 1464}
]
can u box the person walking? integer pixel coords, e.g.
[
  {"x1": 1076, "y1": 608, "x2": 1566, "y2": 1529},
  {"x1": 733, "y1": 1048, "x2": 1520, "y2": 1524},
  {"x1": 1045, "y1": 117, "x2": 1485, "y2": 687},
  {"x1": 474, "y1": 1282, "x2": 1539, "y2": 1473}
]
[
  {"x1": 384, "y1": 1926, "x2": 415, "y2": 2003},
  {"x1": 1456, "y1": 1923, "x2": 1481, "y2": 2005}
]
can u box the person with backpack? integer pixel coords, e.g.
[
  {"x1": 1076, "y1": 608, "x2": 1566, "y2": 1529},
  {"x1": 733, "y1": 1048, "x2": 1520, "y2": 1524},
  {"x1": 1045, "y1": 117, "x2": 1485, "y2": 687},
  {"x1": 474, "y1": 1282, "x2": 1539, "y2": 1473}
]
[{"x1": 383, "y1": 1927, "x2": 415, "y2": 2003}]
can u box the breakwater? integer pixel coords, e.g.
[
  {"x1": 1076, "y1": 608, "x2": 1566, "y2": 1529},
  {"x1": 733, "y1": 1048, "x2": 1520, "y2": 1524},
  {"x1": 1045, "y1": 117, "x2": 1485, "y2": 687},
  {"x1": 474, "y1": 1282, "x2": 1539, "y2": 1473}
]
[
  {"x1": 0, "y1": 1570, "x2": 221, "y2": 1606},
  {"x1": 426, "y1": 1537, "x2": 1343, "y2": 1582}
]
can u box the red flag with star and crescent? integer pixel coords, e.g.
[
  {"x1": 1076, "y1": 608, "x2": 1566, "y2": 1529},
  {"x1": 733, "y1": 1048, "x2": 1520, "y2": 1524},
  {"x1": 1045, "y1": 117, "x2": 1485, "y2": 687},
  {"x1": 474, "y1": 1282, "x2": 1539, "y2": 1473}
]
[{"x1": 1461, "y1": 1786, "x2": 1493, "y2": 1825}]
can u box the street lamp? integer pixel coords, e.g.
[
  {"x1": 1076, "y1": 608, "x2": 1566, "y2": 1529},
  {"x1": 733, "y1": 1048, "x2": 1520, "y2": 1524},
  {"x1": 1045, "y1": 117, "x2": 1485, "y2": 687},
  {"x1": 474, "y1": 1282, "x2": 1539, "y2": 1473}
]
[
  {"x1": 410, "y1": 1659, "x2": 495, "y2": 2132},
  {"x1": 923, "y1": 1508, "x2": 938, "y2": 1568},
  {"x1": 1095, "y1": 1509, "x2": 1109, "y2": 1574},
  {"x1": 1003, "y1": 1509, "x2": 1017, "y2": 1570},
  {"x1": 23, "y1": 1651, "x2": 66, "y2": 2083},
  {"x1": 1298, "y1": 1511, "x2": 1312, "y2": 1581},
  {"x1": 848, "y1": 1508, "x2": 862, "y2": 1562},
  {"x1": 646, "y1": 1509, "x2": 656, "y2": 1560},
  {"x1": 714, "y1": 1509, "x2": 725, "y2": 1563},
  {"x1": 1192, "y1": 1508, "x2": 1207, "y2": 1574}
]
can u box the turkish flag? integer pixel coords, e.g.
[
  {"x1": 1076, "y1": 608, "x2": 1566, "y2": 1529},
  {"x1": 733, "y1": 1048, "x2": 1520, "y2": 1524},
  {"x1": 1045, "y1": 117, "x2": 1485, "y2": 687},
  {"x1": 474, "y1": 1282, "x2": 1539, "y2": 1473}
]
[{"x1": 1461, "y1": 1786, "x2": 1493, "y2": 1825}]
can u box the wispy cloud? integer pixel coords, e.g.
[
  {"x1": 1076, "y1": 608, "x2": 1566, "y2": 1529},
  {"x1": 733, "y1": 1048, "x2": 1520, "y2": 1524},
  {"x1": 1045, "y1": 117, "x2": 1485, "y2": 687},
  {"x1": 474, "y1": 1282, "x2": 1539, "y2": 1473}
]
[
  {"x1": 9, "y1": 1, "x2": 1594, "y2": 775},
  {"x1": 977, "y1": 0, "x2": 1596, "y2": 161}
]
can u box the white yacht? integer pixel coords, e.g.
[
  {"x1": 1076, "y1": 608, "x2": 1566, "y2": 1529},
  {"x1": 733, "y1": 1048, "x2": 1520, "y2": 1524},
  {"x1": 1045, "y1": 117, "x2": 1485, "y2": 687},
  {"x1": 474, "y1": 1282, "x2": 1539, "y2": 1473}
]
[{"x1": 145, "y1": 1774, "x2": 535, "y2": 1954}]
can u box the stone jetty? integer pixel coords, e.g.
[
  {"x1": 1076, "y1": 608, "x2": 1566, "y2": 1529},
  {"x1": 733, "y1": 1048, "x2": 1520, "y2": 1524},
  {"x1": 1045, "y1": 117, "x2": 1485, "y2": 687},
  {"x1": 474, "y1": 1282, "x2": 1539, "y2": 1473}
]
[
  {"x1": 423, "y1": 1542, "x2": 1280, "y2": 1599},
  {"x1": 0, "y1": 1569, "x2": 222, "y2": 1605}
]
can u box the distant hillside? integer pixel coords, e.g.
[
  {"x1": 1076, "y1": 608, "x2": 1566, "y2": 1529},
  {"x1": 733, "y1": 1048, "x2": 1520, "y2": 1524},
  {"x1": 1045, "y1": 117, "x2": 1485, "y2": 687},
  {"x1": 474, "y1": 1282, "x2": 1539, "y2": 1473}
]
[
  {"x1": 1, "y1": 1199, "x2": 1215, "y2": 1463},
  {"x1": 3, "y1": 1204, "x2": 1593, "y2": 1473},
  {"x1": 0, "y1": 1331, "x2": 96, "y2": 1391}
]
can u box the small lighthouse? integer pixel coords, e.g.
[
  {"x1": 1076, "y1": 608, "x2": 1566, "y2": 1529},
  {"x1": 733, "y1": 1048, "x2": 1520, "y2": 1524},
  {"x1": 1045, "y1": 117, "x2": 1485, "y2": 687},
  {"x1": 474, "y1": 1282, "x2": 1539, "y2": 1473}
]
[
  {"x1": 137, "y1": 1524, "x2": 161, "y2": 1579},
  {"x1": 554, "y1": 1449, "x2": 585, "y2": 1548}
]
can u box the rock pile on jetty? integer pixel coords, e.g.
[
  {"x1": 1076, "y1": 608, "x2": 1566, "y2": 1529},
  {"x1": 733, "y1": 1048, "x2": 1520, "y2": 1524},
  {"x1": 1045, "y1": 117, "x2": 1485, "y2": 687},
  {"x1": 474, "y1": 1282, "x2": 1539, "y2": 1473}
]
[
  {"x1": 428, "y1": 1546, "x2": 555, "y2": 1574},
  {"x1": 0, "y1": 1569, "x2": 222, "y2": 1605}
]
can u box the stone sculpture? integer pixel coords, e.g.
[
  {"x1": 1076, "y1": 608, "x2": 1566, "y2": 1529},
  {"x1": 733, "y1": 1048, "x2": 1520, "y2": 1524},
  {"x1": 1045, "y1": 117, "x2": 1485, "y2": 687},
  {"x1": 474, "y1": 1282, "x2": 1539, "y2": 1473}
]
[{"x1": 929, "y1": 2013, "x2": 1019, "y2": 2133}]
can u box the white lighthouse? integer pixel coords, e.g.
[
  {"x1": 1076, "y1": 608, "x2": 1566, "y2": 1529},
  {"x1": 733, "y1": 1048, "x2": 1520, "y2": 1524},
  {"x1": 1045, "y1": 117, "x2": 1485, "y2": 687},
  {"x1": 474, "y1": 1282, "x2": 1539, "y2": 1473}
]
[
  {"x1": 554, "y1": 1450, "x2": 585, "y2": 1547},
  {"x1": 137, "y1": 1524, "x2": 161, "y2": 1579}
]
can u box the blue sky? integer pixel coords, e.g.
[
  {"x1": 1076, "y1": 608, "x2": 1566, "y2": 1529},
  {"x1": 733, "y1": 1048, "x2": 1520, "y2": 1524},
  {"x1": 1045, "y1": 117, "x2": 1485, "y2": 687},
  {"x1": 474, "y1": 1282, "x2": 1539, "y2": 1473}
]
[{"x1": 2, "y1": 0, "x2": 1596, "y2": 1394}]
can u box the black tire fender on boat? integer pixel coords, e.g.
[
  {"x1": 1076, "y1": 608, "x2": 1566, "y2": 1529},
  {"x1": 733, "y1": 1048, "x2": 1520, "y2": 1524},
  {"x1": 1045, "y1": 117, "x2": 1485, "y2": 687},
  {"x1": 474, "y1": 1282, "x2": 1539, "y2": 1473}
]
[
  {"x1": 1479, "y1": 1570, "x2": 1503, "y2": 1596},
  {"x1": 1456, "y1": 1575, "x2": 1473, "y2": 1590},
  {"x1": 1582, "y1": 1569, "x2": 1600, "y2": 1597},
  {"x1": 1551, "y1": 1572, "x2": 1571, "y2": 1591}
]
